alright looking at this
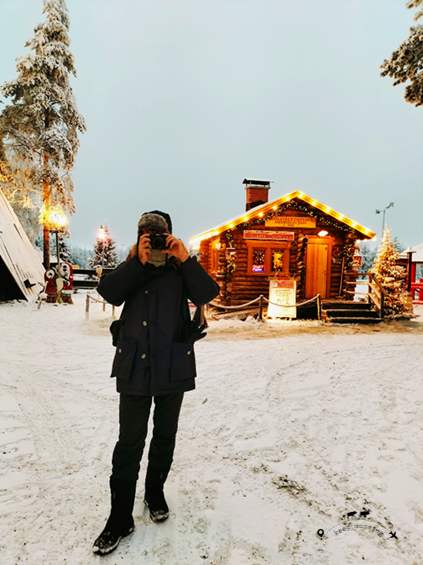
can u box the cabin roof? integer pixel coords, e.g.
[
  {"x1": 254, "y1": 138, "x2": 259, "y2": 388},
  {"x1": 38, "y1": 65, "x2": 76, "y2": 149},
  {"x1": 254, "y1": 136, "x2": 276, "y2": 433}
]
[
  {"x1": 399, "y1": 242, "x2": 423, "y2": 263},
  {"x1": 190, "y1": 190, "x2": 376, "y2": 247}
]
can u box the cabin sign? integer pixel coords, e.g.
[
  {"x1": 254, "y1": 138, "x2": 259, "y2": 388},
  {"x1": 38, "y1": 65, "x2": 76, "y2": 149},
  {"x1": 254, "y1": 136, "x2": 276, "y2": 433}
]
[
  {"x1": 243, "y1": 230, "x2": 295, "y2": 242},
  {"x1": 266, "y1": 216, "x2": 316, "y2": 228},
  {"x1": 267, "y1": 279, "x2": 297, "y2": 318}
]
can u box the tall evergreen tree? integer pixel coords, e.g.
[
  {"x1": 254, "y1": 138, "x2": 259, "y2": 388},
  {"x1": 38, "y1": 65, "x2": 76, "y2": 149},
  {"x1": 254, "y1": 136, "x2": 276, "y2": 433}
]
[
  {"x1": 381, "y1": 0, "x2": 423, "y2": 106},
  {"x1": 371, "y1": 228, "x2": 408, "y2": 315},
  {"x1": 58, "y1": 233, "x2": 71, "y2": 262},
  {"x1": 0, "y1": 0, "x2": 86, "y2": 268},
  {"x1": 88, "y1": 225, "x2": 119, "y2": 269}
]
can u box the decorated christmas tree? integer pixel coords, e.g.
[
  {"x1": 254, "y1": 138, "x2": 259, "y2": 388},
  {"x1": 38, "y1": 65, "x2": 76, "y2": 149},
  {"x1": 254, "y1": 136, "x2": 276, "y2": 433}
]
[
  {"x1": 88, "y1": 225, "x2": 119, "y2": 269},
  {"x1": 370, "y1": 227, "x2": 408, "y2": 315}
]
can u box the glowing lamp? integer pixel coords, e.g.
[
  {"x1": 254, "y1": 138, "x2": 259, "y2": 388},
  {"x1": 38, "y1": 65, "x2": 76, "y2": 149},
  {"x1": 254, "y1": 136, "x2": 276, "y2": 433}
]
[
  {"x1": 39, "y1": 204, "x2": 69, "y2": 231},
  {"x1": 259, "y1": 212, "x2": 263, "y2": 217},
  {"x1": 318, "y1": 230, "x2": 328, "y2": 237},
  {"x1": 229, "y1": 224, "x2": 234, "y2": 228},
  {"x1": 272, "y1": 205, "x2": 277, "y2": 210},
  {"x1": 98, "y1": 225, "x2": 107, "y2": 241}
]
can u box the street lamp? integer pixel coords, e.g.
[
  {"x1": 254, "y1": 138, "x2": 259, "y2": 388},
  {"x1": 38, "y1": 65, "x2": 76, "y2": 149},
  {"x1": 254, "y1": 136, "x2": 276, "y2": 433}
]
[
  {"x1": 97, "y1": 225, "x2": 107, "y2": 269},
  {"x1": 375, "y1": 202, "x2": 394, "y2": 239},
  {"x1": 39, "y1": 204, "x2": 69, "y2": 266}
]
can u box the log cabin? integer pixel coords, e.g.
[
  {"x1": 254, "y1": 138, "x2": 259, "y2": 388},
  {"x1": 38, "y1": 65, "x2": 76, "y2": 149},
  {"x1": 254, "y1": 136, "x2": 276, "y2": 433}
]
[{"x1": 190, "y1": 179, "x2": 376, "y2": 307}]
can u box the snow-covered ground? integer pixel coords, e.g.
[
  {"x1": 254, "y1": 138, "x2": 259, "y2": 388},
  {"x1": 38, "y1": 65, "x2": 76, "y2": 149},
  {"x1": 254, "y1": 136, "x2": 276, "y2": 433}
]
[{"x1": 0, "y1": 293, "x2": 422, "y2": 565}]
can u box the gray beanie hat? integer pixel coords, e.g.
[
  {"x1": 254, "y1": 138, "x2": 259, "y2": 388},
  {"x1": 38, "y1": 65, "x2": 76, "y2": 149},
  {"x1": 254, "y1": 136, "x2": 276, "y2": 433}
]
[{"x1": 137, "y1": 213, "x2": 169, "y2": 236}]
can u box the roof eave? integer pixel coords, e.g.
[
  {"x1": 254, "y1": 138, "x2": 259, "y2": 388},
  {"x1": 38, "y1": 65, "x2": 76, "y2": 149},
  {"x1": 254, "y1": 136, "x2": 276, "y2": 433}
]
[{"x1": 190, "y1": 191, "x2": 376, "y2": 246}]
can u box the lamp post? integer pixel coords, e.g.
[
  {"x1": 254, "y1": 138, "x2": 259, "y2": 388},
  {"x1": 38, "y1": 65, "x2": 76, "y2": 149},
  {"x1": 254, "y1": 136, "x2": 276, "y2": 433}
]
[
  {"x1": 375, "y1": 202, "x2": 394, "y2": 239},
  {"x1": 39, "y1": 204, "x2": 69, "y2": 267},
  {"x1": 405, "y1": 246, "x2": 416, "y2": 293}
]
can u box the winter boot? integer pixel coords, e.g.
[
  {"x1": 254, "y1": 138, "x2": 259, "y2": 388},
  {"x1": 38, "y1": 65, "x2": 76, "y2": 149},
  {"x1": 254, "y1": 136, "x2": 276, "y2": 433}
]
[
  {"x1": 144, "y1": 466, "x2": 170, "y2": 522},
  {"x1": 93, "y1": 478, "x2": 137, "y2": 555}
]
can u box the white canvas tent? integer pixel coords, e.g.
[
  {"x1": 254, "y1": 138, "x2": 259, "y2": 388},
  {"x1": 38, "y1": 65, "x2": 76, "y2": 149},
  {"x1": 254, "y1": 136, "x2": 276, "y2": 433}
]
[{"x1": 0, "y1": 189, "x2": 45, "y2": 301}]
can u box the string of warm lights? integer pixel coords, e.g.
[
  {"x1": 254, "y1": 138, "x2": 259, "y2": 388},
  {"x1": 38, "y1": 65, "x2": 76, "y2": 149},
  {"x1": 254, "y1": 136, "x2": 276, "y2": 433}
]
[{"x1": 190, "y1": 191, "x2": 375, "y2": 248}]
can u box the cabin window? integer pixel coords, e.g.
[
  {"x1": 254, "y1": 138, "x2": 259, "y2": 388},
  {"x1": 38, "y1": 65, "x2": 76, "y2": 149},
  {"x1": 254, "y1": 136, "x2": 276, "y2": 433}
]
[
  {"x1": 252, "y1": 249, "x2": 266, "y2": 273},
  {"x1": 247, "y1": 242, "x2": 290, "y2": 275},
  {"x1": 271, "y1": 249, "x2": 284, "y2": 272}
]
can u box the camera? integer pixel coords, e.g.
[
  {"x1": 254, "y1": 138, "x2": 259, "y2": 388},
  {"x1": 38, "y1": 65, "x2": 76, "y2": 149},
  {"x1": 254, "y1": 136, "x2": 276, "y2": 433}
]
[{"x1": 150, "y1": 233, "x2": 168, "y2": 250}]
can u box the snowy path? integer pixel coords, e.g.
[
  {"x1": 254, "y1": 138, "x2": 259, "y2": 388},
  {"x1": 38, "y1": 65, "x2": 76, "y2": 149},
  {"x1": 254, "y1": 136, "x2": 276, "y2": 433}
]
[{"x1": 0, "y1": 295, "x2": 422, "y2": 565}]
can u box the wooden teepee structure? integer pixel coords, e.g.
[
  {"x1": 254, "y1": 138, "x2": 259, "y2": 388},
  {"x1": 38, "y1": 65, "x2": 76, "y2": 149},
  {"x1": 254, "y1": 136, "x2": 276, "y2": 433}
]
[{"x1": 0, "y1": 189, "x2": 45, "y2": 301}]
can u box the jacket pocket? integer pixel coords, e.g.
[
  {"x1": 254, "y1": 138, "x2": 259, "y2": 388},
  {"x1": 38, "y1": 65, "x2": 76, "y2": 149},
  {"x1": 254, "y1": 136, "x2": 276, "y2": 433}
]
[
  {"x1": 111, "y1": 340, "x2": 138, "y2": 382},
  {"x1": 170, "y1": 343, "x2": 196, "y2": 382}
]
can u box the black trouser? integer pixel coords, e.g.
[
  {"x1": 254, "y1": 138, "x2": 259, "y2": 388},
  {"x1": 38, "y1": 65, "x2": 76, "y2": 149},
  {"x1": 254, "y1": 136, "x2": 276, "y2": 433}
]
[{"x1": 111, "y1": 392, "x2": 184, "y2": 482}]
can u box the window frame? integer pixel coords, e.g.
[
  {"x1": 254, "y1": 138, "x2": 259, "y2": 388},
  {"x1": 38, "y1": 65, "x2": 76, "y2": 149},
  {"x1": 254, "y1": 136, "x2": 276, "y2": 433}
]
[{"x1": 246, "y1": 241, "x2": 291, "y2": 276}]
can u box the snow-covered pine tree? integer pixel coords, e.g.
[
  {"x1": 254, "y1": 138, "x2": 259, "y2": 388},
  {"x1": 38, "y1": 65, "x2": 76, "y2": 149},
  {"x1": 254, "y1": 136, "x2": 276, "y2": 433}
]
[
  {"x1": 58, "y1": 233, "x2": 71, "y2": 262},
  {"x1": 88, "y1": 225, "x2": 119, "y2": 269},
  {"x1": 358, "y1": 243, "x2": 378, "y2": 277},
  {"x1": 370, "y1": 227, "x2": 408, "y2": 315},
  {"x1": 381, "y1": 0, "x2": 423, "y2": 106},
  {"x1": 0, "y1": 0, "x2": 86, "y2": 268},
  {"x1": 68, "y1": 245, "x2": 91, "y2": 268}
]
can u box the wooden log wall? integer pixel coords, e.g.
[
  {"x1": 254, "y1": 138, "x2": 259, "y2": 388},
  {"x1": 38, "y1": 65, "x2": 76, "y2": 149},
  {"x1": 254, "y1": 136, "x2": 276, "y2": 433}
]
[{"x1": 197, "y1": 209, "x2": 362, "y2": 305}]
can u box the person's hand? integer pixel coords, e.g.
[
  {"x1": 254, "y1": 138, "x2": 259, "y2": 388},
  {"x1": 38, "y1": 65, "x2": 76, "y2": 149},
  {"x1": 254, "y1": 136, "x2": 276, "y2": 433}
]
[
  {"x1": 162, "y1": 234, "x2": 189, "y2": 263},
  {"x1": 137, "y1": 233, "x2": 152, "y2": 265}
]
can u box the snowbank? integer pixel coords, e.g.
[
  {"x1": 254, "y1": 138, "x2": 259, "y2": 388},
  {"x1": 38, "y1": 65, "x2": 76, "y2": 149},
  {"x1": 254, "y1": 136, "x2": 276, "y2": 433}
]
[{"x1": 0, "y1": 294, "x2": 422, "y2": 564}]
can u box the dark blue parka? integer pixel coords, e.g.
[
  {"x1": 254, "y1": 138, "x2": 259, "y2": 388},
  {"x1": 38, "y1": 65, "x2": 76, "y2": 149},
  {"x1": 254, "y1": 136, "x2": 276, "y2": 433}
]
[{"x1": 97, "y1": 255, "x2": 219, "y2": 396}]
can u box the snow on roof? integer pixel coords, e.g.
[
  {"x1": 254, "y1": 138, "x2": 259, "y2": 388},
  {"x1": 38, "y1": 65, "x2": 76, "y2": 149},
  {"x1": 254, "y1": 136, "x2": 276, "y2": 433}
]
[
  {"x1": 242, "y1": 179, "x2": 273, "y2": 186},
  {"x1": 399, "y1": 242, "x2": 423, "y2": 263},
  {"x1": 190, "y1": 190, "x2": 376, "y2": 246}
]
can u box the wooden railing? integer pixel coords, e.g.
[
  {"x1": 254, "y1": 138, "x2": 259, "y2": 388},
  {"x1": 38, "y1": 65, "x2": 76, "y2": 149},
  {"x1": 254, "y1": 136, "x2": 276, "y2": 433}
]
[
  {"x1": 85, "y1": 293, "x2": 116, "y2": 320},
  {"x1": 367, "y1": 273, "x2": 386, "y2": 318},
  {"x1": 208, "y1": 294, "x2": 322, "y2": 321},
  {"x1": 345, "y1": 273, "x2": 386, "y2": 318}
]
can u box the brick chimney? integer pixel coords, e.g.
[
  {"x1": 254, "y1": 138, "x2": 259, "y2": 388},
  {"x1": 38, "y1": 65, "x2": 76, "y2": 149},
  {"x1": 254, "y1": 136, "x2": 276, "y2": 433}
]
[{"x1": 243, "y1": 178, "x2": 272, "y2": 211}]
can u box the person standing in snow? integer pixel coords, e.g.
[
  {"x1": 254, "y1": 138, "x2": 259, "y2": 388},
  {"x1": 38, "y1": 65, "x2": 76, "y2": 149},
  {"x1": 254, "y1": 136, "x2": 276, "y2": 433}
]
[{"x1": 92, "y1": 211, "x2": 219, "y2": 555}]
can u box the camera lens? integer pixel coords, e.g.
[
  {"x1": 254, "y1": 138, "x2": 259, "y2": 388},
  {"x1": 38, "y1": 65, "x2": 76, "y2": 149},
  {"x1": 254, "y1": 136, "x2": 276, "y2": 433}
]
[{"x1": 150, "y1": 233, "x2": 166, "y2": 250}]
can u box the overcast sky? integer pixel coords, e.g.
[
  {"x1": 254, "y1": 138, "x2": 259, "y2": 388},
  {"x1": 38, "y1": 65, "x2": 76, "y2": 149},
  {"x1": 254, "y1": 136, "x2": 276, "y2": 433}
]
[{"x1": 0, "y1": 0, "x2": 422, "y2": 250}]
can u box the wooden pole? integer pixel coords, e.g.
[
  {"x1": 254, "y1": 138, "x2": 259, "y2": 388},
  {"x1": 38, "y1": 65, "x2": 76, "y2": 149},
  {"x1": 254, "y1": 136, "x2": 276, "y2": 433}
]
[
  {"x1": 339, "y1": 256, "x2": 345, "y2": 297},
  {"x1": 316, "y1": 294, "x2": 322, "y2": 320},
  {"x1": 85, "y1": 294, "x2": 90, "y2": 320},
  {"x1": 43, "y1": 153, "x2": 50, "y2": 270},
  {"x1": 258, "y1": 295, "x2": 263, "y2": 322}
]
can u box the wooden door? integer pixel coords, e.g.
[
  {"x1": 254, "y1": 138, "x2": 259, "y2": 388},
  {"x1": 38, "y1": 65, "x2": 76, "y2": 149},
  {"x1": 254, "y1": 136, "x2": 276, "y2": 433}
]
[{"x1": 305, "y1": 241, "x2": 330, "y2": 298}]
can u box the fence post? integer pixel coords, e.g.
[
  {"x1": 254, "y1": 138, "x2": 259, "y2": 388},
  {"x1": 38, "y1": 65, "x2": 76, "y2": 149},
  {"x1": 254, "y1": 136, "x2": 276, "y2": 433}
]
[
  {"x1": 258, "y1": 295, "x2": 263, "y2": 322},
  {"x1": 85, "y1": 294, "x2": 90, "y2": 320},
  {"x1": 316, "y1": 294, "x2": 322, "y2": 320},
  {"x1": 380, "y1": 289, "x2": 384, "y2": 319}
]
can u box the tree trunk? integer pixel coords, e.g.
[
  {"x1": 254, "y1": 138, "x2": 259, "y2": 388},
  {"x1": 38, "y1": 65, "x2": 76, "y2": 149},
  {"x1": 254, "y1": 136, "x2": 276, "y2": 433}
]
[{"x1": 43, "y1": 153, "x2": 50, "y2": 269}]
